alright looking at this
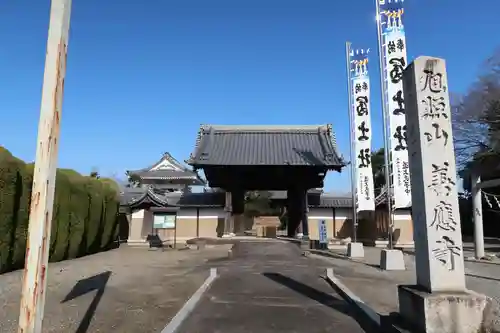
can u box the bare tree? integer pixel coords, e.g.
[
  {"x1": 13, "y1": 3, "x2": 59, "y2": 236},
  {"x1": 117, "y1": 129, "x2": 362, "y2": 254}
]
[
  {"x1": 90, "y1": 166, "x2": 100, "y2": 179},
  {"x1": 109, "y1": 172, "x2": 129, "y2": 191},
  {"x1": 452, "y1": 48, "x2": 500, "y2": 169}
]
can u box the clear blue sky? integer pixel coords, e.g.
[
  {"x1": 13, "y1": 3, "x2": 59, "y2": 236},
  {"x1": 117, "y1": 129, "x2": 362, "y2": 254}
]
[{"x1": 0, "y1": 0, "x2": 498, "y2": 192}]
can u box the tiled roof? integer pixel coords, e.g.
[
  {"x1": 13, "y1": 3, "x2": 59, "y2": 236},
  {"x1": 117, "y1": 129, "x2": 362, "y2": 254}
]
[
  {"x1": 308, "y1": 194, "x2": 352, "y2": 208},
  {"x1": 186, "y1": 124, "x2": 345, "y2": 168},
  {"x1": 374, "y1": 186, "x2": 411, "y2": 210},
  {"x1": 120, "y1": 188, "x2": 351, "y2": 208},
  {"x1": 133, "y1": 170, "x2": 203, "y2": 181},
  {"x1": 120, "y1": 188, "x2": 225, "y2": 208},
  {"x1": 267, "y1": 189, "x2": 323, "y2": 199},
  {"x1": 127, "y1": 152, "x2": 205, "y2": 185}
]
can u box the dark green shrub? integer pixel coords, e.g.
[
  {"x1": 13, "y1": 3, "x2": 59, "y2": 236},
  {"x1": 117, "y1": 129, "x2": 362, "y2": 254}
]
[
  {"x1": 64, "y1": 171, "x2": 89, "y2": 259},
  {"x1": 0, "y1": 146, "x2": 121, "y2": 272},
  {"x1": 49, "y1": 171, "x2": 72, "y2": 262},
  {"x1": 10, "y1": 164, "x2": 33, "y2": 270},
  {"x1": 100, "y1": 185, "x2": 119, "y2": 250},
  {"x1": 0, "y1": 147, "x2": 24, "y2": 273},
  {"x1": 86, "y1": 180, "x2": 105, "y2": 254}
]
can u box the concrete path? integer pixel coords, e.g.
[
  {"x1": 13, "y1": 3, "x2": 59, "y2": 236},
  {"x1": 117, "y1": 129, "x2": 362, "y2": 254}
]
[{"x1": 176, "y1": 240, "x2": 374, "y2": 333}]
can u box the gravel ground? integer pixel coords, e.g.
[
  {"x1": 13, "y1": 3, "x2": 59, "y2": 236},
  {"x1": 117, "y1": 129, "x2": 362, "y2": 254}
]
[
  {"x1": 0, "y1": 244, "x2": 232, "y2": 333},
  {"x1": 314, "y1": 246, "x2": 500, "y2": 315}
]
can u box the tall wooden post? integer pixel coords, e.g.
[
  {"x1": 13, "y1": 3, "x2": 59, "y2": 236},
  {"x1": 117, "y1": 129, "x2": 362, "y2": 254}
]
[{"x1": 18, "y1": 1, "x2": 72, "y2": 332}]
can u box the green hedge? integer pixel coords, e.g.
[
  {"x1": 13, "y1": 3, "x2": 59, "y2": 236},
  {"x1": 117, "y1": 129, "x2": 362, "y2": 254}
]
[{"x1": 0, "y1": 146, "x2": 120, "y2": 273}]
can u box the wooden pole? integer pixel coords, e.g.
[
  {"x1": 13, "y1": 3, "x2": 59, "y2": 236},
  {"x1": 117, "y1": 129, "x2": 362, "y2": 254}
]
[
  {"x1": 375, "y1": 0, "x2": 395, "y2": 249},
  {"x1": 345, "y1": 41, "x2": 358, "y2": 243},
  {"x1": 18, "y1": 1, "x2": 72, "y2": 332}
]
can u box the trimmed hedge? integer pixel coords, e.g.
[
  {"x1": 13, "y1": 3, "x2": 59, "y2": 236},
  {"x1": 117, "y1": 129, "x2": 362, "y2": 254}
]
[{"x1": 0, "y1": 146, "x2": 120, "y2": 274}]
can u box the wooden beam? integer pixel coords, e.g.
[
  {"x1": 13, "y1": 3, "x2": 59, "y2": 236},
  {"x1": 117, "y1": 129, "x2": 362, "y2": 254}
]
[{"x1": 476, "y1": 178, "x2": 500, "y2": 189}]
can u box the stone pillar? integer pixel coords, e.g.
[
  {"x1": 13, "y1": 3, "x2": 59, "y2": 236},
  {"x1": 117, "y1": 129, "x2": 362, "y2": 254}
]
[
  {"x1": 399, "y1": 56, "x2": 489, "y2": 333},
  {"x1": 472, "y1": 173, "x2": 485, "y2": 259},
  {"x1": 222, "y1": 191, "x2": 232, "y2": 238}
]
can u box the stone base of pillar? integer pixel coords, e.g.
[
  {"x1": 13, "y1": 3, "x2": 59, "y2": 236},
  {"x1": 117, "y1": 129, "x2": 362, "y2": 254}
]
[
  {"x1": 380, "y1": 249, "x2": 406, "y2": 271},
  {"x1": 347, "y1": 242, "x2": 364, "y2": 258},
  {"x1": 398, "y1": 285, "x2": 494, "y2": 333}
]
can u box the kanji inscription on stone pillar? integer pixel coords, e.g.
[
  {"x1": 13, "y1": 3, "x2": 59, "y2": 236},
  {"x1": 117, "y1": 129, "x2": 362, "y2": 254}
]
[{"x1": 402, "y1": 56, "x2": 465, "y2": 292}]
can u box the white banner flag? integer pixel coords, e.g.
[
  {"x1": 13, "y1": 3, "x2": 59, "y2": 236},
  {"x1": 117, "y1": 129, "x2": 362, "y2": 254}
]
[
  {"x1": 378, "y1": 0, "x2": 411, "y2": 208},
  {"x1": 351, "y1": 49, "x2": 375, "y2": 212}
]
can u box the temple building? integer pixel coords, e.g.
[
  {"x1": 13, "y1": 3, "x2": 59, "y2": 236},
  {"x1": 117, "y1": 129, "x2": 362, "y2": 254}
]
[
  {"x1": 126, "y1": 152, "x2": 205, "y2": 192},
  {"x1": 119, "y1": 124, "x2": 414, "y2": 248}
]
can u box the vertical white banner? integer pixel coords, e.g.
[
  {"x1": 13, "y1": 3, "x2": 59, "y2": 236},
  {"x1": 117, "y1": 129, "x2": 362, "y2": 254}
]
[
  {"x1": 351, "y1": 49, "x2": 376, "y2": 212},
  {"x1": 378, "y1": 0, "x2": 411, "y2": 208}
]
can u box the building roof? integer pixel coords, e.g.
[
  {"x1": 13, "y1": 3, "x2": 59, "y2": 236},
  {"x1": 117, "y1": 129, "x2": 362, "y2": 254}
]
[
  {"x1": 310, "y1": 194, "x2": 352, "y2": 208},
  {"x1": 186, "y1": 124, "x2": 345, "y2": 169},
  {"x1": 120, "y1": 187, "x2": 224, "y2": 208},
  {"x1": 127, "y1": 152, "x2": 205, "y2": 185},
  {"x1": 120, "y1": 188, "x2": 352, "y2": 209},
  {"x1": 267, "y1": 189, "x2": 323, "y2": 199},
  {"x1": 374, "y1": 185, "x2": 411, "y2": 210}
]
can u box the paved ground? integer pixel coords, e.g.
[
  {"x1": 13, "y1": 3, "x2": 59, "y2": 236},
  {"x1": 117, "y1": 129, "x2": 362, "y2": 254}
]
[
  {"x1": 177, "y1": 240, "x2": 374, "y2": 333},
  {"x1": 313, "y1": 246, "x2": 500, "y2": 316},
  {"x1": 0, "y1": 245, "x2": 232, "y2": 333}
]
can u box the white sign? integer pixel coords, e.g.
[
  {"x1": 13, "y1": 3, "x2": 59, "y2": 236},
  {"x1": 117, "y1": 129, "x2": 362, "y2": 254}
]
[
  {"x1": 351, "y1": 50, "x2": 376, "y2": 212},
  {"x1": 379, "y1": 3, "x2": 412, "y2": 208},
  {"x1": 318, "y1": 220, "x2": 328, "y2": 244},
  {"x1": 153, "y1": 214, "x2": 176, "y2": 229}
]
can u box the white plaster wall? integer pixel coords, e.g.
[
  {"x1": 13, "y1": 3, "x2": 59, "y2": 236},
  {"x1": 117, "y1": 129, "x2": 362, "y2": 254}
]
[
  {"x1": 176, "y1": 208, "x2": 197, "y2": 219},
  {"x1": 308, "y1": 208, "x2": 334, "y2": 220},
  {"x1": 335, "y1": 208, "x2": 352, "y2": 220},
  {"x1": 131, "y1": 209, "x2": 144, "y2": 218},
  {"x1": 177, "y1": 207, "x2": 225, "y2": 219},
  {"x1": 394, "y1": 210, "x2": 412, "y2": 221},
  {"x1": 142, "y1": 209, "x2": 154, "y2": 237}
]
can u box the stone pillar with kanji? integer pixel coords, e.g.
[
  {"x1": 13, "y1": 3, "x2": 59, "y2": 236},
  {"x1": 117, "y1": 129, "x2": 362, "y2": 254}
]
[{"x1": 399, "y1": 56, "x2": 491, "y2": 333}]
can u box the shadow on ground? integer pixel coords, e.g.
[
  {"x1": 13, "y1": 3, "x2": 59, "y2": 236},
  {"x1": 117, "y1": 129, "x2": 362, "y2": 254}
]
[
  {"x1": 62, "y1": 271, "x2": 112, "y2": 333},
  {"x1": 263, "y1": 272, "x2": 382, "y2": 333}
]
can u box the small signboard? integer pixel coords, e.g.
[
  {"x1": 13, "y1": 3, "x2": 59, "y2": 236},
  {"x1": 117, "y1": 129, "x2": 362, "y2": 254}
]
[
  {"x1": 318, "y1": 220, "x2": 328, "y2": 244},
  {"x1": 153, "y1": 214, "x2": 176, "y2": 229}
]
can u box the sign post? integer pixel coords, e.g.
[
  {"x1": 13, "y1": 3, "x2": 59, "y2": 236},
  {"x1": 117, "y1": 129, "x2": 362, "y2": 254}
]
[
  {"x1": 18, "y1": 1, "x2": 72, "y2": 332},
  {"x1": 318, "y1": 220, "x2": 328, "y2": 250}
]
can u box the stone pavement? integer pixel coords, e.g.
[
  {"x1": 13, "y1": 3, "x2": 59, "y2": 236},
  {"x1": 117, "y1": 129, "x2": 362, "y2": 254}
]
[
  {"x1": 312, "y1": 246, "x2": 500, "y2": 325},
  {"x1": 176, "y1": 240, "x2": 378, "y2": 333}
]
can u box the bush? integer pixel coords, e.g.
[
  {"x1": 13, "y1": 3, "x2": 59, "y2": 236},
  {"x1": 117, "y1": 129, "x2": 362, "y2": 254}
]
[
  {"x1": 100, "y1": 185, "x2": 119, "y2": 250},
  {"x1": 0, "y1": 147, "x2": 24, "y2": 273},
  {"x1": 64, "y1": 171, "x2": 89, "y2": 260},
  {"x1": 10, "y1": 163, "x2": 33, "y2": 270},
  {"x1": 0, "y1": 146, "x2": 121, "y2": 273}
]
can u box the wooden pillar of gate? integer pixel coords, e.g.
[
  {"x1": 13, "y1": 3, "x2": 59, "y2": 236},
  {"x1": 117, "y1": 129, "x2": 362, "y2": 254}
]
[{"x1": 231, "y1": 189, "x2": 245, "y2": 235}]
